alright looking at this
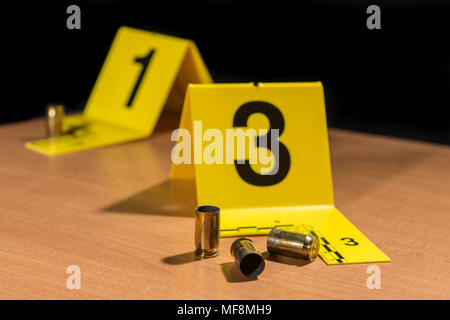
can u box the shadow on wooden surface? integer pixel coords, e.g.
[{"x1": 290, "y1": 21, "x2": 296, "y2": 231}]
[
  {"x1": 262, "y1": 251, "x2": 313, "y2": 267},
  {"x1": 162, "y1": 251, "x2": 201, "y2": 265},
  {"x1": 103, "y1": 179, "x2": 196, "y2": 217},
  {"x1": 220, "y1": 262, "x2": 258, "y2": 283}
]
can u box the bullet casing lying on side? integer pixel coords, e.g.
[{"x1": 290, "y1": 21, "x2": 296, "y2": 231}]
[
  {"x1": 230, "y1": 238, "x2": 265, "y2": 278},
  {"x1": 195, "y1": 206, "x2": 220, "y2": 258},
  {"x1": 267, "y1": 228, "x2": 320, "y2": 261}
]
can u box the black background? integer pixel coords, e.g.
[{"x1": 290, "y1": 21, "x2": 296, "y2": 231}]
[{"x1": 3, "y1": 0, "x2": 450, "y2": 144}]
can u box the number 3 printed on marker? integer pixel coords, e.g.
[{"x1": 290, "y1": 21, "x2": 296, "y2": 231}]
[
  {"x1": 341, "y1": 237, "x2": 359, "y2": 246},
  {"x1": 233, "y1": 101, "x2": 291, "y2": 186}
]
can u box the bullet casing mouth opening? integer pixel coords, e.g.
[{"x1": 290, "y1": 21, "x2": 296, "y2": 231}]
[
  {"x1": 230, "y1": 238, "x2": 265, "y2": 278},
  {"x1": 196, "y1": 205, "x2": 220, "y2": 215}
]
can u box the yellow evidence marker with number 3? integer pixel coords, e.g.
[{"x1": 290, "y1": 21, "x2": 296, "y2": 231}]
[
  {"x1": 171, "y1": 82, "x2": 391, "y2": 265},
  {"x1": 26, "y1": 27, "x2": 211, "y2": 156}
]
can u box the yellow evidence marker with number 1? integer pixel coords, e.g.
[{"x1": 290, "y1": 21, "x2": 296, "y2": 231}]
[
  {"x1": 26, "y1": 26, "x2": 211, "y2": 156},
  {"x1": 171, "y1": 82, "x2": 391, "y2": 265}
]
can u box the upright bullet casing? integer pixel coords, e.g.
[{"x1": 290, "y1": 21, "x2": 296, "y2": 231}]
[
  {"x1": 195, "y1": 206, "x2": 220, "y2": 258},
  {"x1": 267, "y1": 228, "x2": 320, "y2": 261},
  {"x1": 46, "y1": 104, "x2": 65, "y2": 138},
  {"x1": 230, "y1": 238, "x2": 265, "y2": 278}
]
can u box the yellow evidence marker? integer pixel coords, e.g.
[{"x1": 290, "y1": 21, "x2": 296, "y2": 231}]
[
  {"x1": 171, "y1": 82, "x2": 390, "y2": 265},
  {"x1": 26, "y1": 26, "x2": 212, "y2": 156}
]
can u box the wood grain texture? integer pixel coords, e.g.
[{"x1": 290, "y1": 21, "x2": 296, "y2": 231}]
[{"x1": 0, "y1": 116, "x2": 449, "y2": 300}]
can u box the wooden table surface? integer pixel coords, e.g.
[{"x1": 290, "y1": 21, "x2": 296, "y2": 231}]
[{"x1": 0, "y1": 116, "x2": 449, "y2": 300}]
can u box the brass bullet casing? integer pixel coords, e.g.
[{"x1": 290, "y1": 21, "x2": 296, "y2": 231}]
[
  {"x1": 195, "y1": 206, "x2": 220, "y2": 258},
  {"x1": 230, "y1": 238, "x2": 265, "y2": 278},
  {"x1": 267, "y1": 228, "x2": 320, "y2": 261},
  {"x1": 46, "y1": 104, "x2": 65, "y2": 138}
]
